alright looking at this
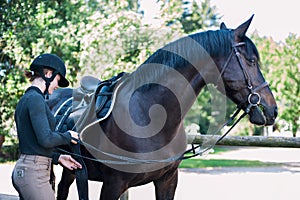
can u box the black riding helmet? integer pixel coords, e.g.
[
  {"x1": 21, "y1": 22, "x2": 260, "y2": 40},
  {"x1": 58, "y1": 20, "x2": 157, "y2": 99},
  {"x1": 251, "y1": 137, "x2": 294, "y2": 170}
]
[{"x1": 30, "y1": 54, "x2": 69, "y2": 87}]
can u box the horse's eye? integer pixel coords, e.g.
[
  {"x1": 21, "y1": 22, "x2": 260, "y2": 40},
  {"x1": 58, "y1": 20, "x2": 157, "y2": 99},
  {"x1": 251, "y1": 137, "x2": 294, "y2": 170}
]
[
  {"x1": 251, "y1": 59, "x2": 257, "y2": 67},
  {"x1": 246, "y1": 58, "x2": 256, "y2": 67}
]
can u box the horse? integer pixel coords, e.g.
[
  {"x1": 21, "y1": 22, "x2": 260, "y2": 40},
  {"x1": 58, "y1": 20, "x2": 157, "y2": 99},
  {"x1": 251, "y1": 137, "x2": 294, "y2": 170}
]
[{"x1": 48, "y1": 16, "x2": 278, "y2": 200}]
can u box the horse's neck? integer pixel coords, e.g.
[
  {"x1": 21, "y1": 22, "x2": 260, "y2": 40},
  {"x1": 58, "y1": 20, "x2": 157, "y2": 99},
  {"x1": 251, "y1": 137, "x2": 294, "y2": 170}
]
[
  {"x1": 139, "y1": 49, "x2": 215, "y2": 118},
  {"x1": 110, "y1": 36, "x2": 220, "y2": 140}
]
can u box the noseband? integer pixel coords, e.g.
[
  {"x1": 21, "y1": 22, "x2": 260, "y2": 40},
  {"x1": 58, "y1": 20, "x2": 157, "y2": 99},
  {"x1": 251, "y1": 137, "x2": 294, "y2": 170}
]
[{"x1": 218, "y1": 42, "x2": 269, "y2": 113}]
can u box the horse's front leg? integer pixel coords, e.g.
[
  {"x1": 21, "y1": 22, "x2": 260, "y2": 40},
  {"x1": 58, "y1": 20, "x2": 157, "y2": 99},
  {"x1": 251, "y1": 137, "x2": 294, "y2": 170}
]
[
  {"x1": 153, "y1": 169, "x2": 178, "y2": 200},
  {"x1": 57, "y1": 168, "x2": 76, "y2": 200},
  {"x1": 100, "y1": 177, "x2": 128, "y2": 200}
]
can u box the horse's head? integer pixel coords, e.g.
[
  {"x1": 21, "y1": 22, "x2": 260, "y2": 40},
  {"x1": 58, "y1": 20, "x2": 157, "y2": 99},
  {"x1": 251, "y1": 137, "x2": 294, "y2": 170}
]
[{"x1": 216, "y1": 16, "x2": 277, "y2": 126}]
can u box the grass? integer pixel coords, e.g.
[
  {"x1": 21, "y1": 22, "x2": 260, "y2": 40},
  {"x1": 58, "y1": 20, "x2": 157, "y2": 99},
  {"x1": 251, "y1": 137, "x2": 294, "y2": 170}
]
[
  {"x1": 179, "y1": 158, "x2": 279, "y2": 168},
  {"x1": 179, "y1": 146, "x2": 280, "y2": 168},
  {"x1": 207, "y1": 146, "x2": 230, "y2": 154}
]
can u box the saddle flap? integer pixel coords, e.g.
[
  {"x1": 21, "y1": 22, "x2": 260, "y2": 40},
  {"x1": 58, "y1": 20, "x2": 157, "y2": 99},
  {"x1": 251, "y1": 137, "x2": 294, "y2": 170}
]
[
  {"x1": 80, "y1": 76, "x2": 100, "y2": 92},
  {"x1": 95, "y1": 72, "x2": 126, "y2": 118}
]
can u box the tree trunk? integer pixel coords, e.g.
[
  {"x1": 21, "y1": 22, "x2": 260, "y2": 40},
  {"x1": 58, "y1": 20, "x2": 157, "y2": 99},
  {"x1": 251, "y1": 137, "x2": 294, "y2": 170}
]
[{"x1": 0, "y1": 135, "x2": 5, "y2": 153}]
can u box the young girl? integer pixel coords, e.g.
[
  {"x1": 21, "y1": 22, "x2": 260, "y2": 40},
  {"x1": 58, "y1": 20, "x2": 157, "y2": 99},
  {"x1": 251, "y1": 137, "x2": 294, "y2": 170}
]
[{"x1": 12, "y1": 54, "x2": 82, "y2": 200}]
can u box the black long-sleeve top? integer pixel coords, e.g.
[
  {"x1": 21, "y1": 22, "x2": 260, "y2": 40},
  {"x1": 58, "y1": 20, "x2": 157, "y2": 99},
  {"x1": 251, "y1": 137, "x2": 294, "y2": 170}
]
[{"x1": 14, "y1": 86, "x2": 71, "y2": 163}]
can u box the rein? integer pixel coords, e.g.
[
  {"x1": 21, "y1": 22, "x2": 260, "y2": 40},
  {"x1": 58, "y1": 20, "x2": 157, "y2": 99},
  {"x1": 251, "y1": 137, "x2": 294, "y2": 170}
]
[
  {"x1": 182, "y1": 108, "x2": 246, "y2": 159},
  {"x1": 56, "y1": 42, "x2": 269, "y2": 164}
]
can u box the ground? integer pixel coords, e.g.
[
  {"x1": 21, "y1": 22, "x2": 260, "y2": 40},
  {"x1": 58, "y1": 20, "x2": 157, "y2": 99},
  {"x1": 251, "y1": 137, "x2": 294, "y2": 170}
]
[{"x1": 1, "y1": 147, "x2": 300, "y2": 200}]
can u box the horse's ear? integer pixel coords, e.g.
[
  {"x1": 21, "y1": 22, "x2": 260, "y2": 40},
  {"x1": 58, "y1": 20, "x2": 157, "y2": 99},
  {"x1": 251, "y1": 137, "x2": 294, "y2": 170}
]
[
  {"x1": 234, "y1": 15, "x2": 254, "y2": 41},
  {"x1": 220, "y1": 22, "x2": 227, "y2": 30}
]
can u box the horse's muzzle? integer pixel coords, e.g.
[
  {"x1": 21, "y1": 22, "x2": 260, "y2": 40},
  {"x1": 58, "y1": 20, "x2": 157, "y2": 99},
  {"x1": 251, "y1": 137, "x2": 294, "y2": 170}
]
[{"x1": 249, "y1": 105, "x2": 278, "y2": 126}]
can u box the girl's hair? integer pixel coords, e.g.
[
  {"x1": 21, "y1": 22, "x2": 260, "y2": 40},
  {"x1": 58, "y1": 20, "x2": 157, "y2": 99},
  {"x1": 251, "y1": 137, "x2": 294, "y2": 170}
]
[{"x1": 24, "y1": 67, "x2": 53, "y2": 82}]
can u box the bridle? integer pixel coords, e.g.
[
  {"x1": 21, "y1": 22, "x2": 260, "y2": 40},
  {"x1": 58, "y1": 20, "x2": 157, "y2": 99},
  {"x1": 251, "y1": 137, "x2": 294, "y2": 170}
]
[
  {"x1": 183, "y1": 41, "x2": 270, "y2": 159},
  {"x1": 218, "y1": 41, "x2": 269, "y2": 113}
]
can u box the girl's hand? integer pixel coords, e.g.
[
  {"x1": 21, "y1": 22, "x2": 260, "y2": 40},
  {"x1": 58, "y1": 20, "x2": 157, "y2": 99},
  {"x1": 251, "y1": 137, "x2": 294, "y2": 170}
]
[
  {"x1": 58, "y1": 154, "x2": 82, "y2": 170},
  {"x1": 69, "y1": 130, "x2": 79, "y2": 144}
]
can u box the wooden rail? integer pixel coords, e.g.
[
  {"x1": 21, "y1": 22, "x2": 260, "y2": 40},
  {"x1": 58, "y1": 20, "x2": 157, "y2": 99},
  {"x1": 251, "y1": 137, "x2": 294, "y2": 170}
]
[
  {"x1": 0, "y1": 194, "x2": 19, "y2": 200},
  {"x1": 187, "y1": 135, "x2": 300, "y2": 148}
]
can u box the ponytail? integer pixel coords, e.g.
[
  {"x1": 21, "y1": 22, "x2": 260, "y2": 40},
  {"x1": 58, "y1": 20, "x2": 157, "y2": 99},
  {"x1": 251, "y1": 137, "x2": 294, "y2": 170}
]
[{"x1": 24, "y1": 68, "x2": 52, "y2": 82}]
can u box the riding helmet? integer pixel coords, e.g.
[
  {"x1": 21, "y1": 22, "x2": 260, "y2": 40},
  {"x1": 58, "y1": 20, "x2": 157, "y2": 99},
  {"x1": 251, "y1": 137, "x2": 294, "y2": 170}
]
[{"x1": 30, "y1": 53, "x2": 69, "y2": 87}]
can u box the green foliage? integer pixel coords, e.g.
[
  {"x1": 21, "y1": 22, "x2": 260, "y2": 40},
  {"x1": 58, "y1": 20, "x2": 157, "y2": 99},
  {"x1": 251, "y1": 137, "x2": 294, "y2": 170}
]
[
  {"x1": 184, "y1": 85, "x2": 236, "y2": 134},
  {"x1": 277, "y1": 35, "x2": 300, "y2": 135},
  {"x1": 180, "y1": 0, "x2": 220, "y2": 34},
  {"x1": 252, "y1": 33, "x2": 300, "y2": 136},
  {"x1": 0, "y1": 143, "x2": 19, "y2": 162},
  {"x1": 0, "y1": 66, "x2": 25, "y2": 137},
  {"x1": 77, "y1": 2, "x2": 148, "y2": 79},
  {"x1": 0, "y1": 0, "x2": 92, "y2": 138}
]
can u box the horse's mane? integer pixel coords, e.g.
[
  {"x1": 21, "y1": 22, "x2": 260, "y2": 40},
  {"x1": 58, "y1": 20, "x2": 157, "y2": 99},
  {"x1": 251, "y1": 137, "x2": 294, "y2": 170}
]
[{"x1": 129, "y1": 29, "x2": 259, "y2": 90}]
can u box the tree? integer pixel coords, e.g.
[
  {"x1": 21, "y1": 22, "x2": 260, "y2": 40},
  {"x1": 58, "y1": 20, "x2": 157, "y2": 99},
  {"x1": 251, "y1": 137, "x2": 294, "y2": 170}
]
[
  {"x1": 77, "y1": 0, "x2": 146, "y2": 79},
  {"x1": 252, "y1": 33, "x2": 300, "y2": 136},
  {"x1": 0, "y1": 0, "x2": 93, "y2": 143},
  {"x1": 180, "y1": 0, "x2": 220, "y2": 34},
  {"x1": 277, "y1": 34, "x2": 300, "y2": 136}
]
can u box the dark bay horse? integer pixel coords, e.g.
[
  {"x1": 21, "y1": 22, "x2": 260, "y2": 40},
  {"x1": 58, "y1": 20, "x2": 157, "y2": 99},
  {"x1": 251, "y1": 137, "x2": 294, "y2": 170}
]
[{"x1": 48, "y1": 16, "x2": 277, "y2": 200}]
